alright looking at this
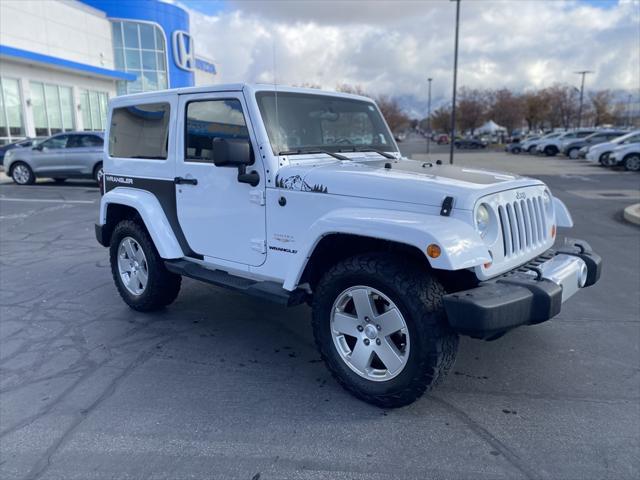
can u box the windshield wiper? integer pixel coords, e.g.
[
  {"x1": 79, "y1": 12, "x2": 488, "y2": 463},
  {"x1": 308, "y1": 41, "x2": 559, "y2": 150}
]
[
  {"x1": 278, "y1": 148, "x2": 349, "y2": 161},
  {"x1": 337, "y1": 147, "x2": 396, "y2": 159}
]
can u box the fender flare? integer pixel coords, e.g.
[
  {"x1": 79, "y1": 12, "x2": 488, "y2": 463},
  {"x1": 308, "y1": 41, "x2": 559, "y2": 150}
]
[
  {"x1": 99, "y1": 188, "x2": 184, "y2": 259},
  {"x1": 553, "y1": 197, "x2": 573, "y2": 228},
  {"x1": 282, "y1": 208, "x2": 491, "y2": 290}
]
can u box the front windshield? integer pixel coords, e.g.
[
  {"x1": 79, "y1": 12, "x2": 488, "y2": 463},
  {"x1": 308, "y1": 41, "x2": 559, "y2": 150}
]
[{"x1": 256, "y1": 91, "x2": 397, "y2": 155}]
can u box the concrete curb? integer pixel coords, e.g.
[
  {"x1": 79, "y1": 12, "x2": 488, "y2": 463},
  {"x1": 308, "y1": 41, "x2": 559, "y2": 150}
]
[{"x1": 623, "y1": 203, "x2": 640, "y2": 226}]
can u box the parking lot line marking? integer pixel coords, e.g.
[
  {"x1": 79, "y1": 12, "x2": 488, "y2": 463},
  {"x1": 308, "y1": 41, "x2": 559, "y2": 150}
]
[{"x1": 0, "y1": 197, "x2": 96, "y2": 204}]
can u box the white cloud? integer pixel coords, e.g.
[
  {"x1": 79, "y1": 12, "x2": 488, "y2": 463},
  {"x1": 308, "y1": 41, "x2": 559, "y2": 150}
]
[{"x1": 190, "y1": 0, "x2": 640, "y2": 113}]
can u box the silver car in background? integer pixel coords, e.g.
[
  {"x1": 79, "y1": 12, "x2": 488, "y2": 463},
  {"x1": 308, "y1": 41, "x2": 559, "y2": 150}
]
[{"x1": 4, "y1": 131, "x2": 104, "y2": 185}]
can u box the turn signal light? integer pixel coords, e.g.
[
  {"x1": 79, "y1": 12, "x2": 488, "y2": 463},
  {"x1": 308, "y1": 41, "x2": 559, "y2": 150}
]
[{"x1": 426, "y1": 244, "x2": 441, "y2": 258}]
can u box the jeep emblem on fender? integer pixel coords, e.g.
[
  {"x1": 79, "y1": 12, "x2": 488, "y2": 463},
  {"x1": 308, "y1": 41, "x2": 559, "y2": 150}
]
[
  {"x1": 172, "y1": 30, "x2": 195, "y2": 71},
  {"x1": 516, "y1": 191, "x2": 526, "y2": 200}
]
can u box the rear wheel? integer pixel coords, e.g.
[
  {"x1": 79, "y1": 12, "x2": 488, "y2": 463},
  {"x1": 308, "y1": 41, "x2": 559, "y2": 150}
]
[
  {"x1": 109, "y1": 220, "x2": 181, "y2": 311},
  {"x1": 312, "y1": 254, "x2": 458, "y2": 408},
  {"x1": 544, "y1": 146, "x2": 558, "y2": 156},
  {"x1": 567, "y1": 148, "x2": 580, "y2": 159},
  {"x1": 527, "y1": 145, "x2": 537, "y2": 154},
  {"x1": 623, "y1": 154, "x2": 640, "y2": 172},
  {"x1": 11, "y1": 162, "x2": 35, "y2": 185},
  {"x1": 93, "y1": 163, "x2": 103, "y2": 183}
]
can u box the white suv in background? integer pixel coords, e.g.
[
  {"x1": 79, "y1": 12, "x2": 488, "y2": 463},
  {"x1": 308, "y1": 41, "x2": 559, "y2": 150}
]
[
  {"x1": 585, "y1": 130, "x2": 640, "y2": 166},
  {"x1": 536, "y1": 130, "x2": 597, "y2": 157},
  {"x1": 608, "y1": 143, "x2": 640, "y2": 171}
]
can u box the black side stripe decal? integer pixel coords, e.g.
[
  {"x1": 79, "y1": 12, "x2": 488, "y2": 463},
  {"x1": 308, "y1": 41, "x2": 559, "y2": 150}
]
[{"x1": 104, "y1": 175, "x2": 203, "y2": 259}]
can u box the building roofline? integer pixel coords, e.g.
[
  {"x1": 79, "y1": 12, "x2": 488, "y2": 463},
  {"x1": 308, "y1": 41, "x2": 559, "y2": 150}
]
[{"x1": 0, "y1": 45, "x2": 136, "y2": 82}]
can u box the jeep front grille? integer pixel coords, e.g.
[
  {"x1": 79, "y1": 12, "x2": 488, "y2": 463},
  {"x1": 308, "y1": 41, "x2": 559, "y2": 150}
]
[{"x1": 497, "y1": 196, "x2": 548, "y2": 257}]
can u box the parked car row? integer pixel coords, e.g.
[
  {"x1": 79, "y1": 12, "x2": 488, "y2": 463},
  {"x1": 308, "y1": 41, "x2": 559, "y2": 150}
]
[
  {"x1": 506, "y1": 129, "x2": 640, "y2": 171},
  {"x1": 2, "y1": 131, "x2": 105, "y2": 185}
]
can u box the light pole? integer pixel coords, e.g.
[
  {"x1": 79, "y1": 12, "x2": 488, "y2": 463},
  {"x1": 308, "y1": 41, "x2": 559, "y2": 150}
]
[
  {"x1": 427, "y1": 77, "x2": 432, "y2": 155},
  {"x1": 575, "y1": 70, "x2": 593, "y2": 128},
  {"x1": 449, "y1": 0, "x2": 461, "y2": 164}
]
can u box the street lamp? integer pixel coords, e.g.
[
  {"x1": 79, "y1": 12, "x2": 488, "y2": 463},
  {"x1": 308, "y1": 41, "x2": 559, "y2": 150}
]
[
  {"x1": 427, "y1": 77, "x2": 432, "y2": 155},
  {"x1": 449, "y1": 0, "x2": 461, "y2": 164},
  {"x1": 575, "y1": 70, "x2": 593, "y2": 128}
]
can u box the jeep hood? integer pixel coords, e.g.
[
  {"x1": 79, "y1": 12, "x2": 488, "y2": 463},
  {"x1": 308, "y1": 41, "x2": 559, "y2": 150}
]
[{"x1": 275, "y1": 157, "x2": 544, "y2": 211}]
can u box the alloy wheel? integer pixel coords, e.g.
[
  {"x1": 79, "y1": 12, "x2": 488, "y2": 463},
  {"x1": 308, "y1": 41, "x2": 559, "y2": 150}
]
[
  {"x1": 625, "y1": 155, "x2": 640, "y2": 172},
  {"x1": 117, "y1": 236, "x2": 149, "y2": 296},
  {"x1": 330, "y1": 286, "x2": 410, "y2": 382},
  {"x1": 12, "y1": 164, "x2": 31, "y2": 184}
]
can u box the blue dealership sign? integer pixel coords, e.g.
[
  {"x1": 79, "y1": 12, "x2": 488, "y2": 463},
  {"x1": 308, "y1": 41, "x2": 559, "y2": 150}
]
[{"x1": 80, "y1": 0, "x2": 195, "y2": 88}]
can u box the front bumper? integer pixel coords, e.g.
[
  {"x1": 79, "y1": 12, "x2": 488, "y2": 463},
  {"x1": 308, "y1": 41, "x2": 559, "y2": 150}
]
[{"x1": 443, "y1": 238, "x2": 602, "y2": 340}]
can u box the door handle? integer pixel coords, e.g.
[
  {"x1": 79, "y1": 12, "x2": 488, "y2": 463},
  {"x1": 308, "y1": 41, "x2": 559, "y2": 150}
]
[{"x1": 174, "y1": 176, "x2": 198, "y2": 185}]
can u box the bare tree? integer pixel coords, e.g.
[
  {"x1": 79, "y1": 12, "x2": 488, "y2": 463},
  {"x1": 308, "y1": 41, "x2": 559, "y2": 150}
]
[
  {"x1": 545, "y1": 84, "x2": 579, "y2": 129},
  {"x1": 487, "y1": 88, "x2": 524, "y2": 134},
  {"x1": 522, "y1": 90, "x2": 548, "y2": 131},
  {"x1": 427, "y1": 105, "x2": 453, "y2": 133},
  {"x1": 375, "y1": 94, "x2": 411, "y2": 133},
  {"x1": 590, "y1": 90, "x2": 615, "y2": 126},
  {"x1": 456, "y1": 87, "x2": 487, "y2": 134}
]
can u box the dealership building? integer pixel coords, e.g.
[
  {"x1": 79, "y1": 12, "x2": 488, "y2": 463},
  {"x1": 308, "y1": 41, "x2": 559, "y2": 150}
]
[{"x1": 0, "y1": 0, "x2": 216, "y2": 145}]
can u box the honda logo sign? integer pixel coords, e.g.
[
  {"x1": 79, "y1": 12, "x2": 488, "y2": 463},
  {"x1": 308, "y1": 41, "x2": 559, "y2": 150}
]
[{"x1": 172, "y1": 30, "x2": 195, "y2": 71}]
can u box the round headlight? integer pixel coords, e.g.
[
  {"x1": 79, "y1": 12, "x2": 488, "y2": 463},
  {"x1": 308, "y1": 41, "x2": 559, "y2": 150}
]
[{"x1": 475, "y1": 204, "x2": 491, "y2": 237}]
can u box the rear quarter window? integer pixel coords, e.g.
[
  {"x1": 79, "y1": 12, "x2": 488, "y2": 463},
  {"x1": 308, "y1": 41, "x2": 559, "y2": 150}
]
[{"x1": 109, "y1": 102, "x2": 170, "y2": 159}]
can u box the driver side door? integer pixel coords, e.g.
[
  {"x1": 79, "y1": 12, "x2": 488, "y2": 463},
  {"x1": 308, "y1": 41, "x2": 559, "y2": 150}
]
[
  {"x1": 30, "y1": 134, "x2": 70, "y2": 176},
  {"x1": 175, "y1": 92, "x2": 266, "y2": 266}
]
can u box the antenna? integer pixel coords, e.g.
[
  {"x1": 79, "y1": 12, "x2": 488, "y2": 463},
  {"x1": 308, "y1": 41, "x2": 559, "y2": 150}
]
[{"x1": 272, "y1": 38, "x2": 280, "y2": 153}]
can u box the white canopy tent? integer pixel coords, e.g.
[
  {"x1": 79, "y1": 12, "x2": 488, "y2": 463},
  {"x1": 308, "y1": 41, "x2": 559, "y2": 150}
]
[{"x1": 477, "y1": 120, "x2": 507, "y2": 134}]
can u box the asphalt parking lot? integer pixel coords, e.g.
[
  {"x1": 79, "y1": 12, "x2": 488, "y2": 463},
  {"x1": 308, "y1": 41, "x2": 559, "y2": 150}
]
[{"x1": 1, "y1": 149, "x2": 639, "y2": 480}]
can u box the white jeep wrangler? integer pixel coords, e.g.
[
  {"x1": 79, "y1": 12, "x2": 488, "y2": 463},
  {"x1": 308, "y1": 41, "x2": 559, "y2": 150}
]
[{"x1": 96, "y1": 84, "x2": 602, "y2": 408}]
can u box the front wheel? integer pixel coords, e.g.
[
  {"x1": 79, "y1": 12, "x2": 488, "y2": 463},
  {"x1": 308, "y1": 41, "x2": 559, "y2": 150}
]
[
  {"x1": 567, "y1": 148, "x2": 580, "y2": 159},
  {"x1": 109, "y1": 220, "x2": 181, "y2": 311},
  {"x1": 11, "y1": 162, "x2": 35, "y2": 185},
  {"x1": 312, "y1": 254, "x2": 458, "y2": 408},
  {"x1": 544, "y1": 146, "x2": 558, "y2": 157},
  {"x1": 624, "y1": 154, "x2": 640, "y2": 172}
]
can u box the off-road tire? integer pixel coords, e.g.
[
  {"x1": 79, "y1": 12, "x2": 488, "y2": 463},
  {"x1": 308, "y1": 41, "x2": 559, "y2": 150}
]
[
  {"x1": 10, "y1": 162, "x2": 35, "y2": 185},
  {"x1": 109, "y1": 220, "x2": 181, "y2": 311},
  {"x1": 312, "y1": 253, "x2": 458, "y2": 408}
]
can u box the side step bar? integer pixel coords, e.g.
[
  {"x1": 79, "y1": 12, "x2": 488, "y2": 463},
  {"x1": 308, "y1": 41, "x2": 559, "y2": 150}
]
[{"x1": 164, "y1": 259, "x2": 307, "y2": 306}]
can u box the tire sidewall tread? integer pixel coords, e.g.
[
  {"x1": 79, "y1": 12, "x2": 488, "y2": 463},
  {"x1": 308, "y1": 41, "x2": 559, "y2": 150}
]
[
  {"x1": 312, "y1": 253, "x2": 458, "y2": 408},
  {"x1": 109, "y1": 220, "x2": 181, "y2": 312}
]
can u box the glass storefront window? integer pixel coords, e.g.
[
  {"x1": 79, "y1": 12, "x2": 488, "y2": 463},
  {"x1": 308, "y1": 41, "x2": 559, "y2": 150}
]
[
  {"x1": 30, "y1": 82, "x2": 75, "y2": 137},
  {"x1": 0, "y1": 77, "x2": 26, "y2": 145},
  {"x1": 112, "y1": 21, "x2": 169, "y2": 95},
  {"x1": 80, "y1": 89, "x2": 109, "y2": 131}
]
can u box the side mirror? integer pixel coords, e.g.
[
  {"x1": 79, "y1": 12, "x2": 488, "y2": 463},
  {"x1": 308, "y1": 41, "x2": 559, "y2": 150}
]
[
  {"x1": 34, "y1": 144, "x2": 44, "y2": 151},
  {"x1": 211, "y1": 137, "x2": 253, "y2": 167}
]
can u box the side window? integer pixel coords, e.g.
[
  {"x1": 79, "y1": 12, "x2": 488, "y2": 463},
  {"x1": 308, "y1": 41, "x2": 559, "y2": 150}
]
[
  {"x1": 109, "y1": 102, "x2": 170, "y2": 159},
  {"x1": 185, "y1": 99, "x2": 249, "y2": 162},
  {"x1": 80, "y1": 135, "x2": 104, "y2": 147},
  {"x1": 41, "y1": 135, "x2": 69, "y2": 149}
]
